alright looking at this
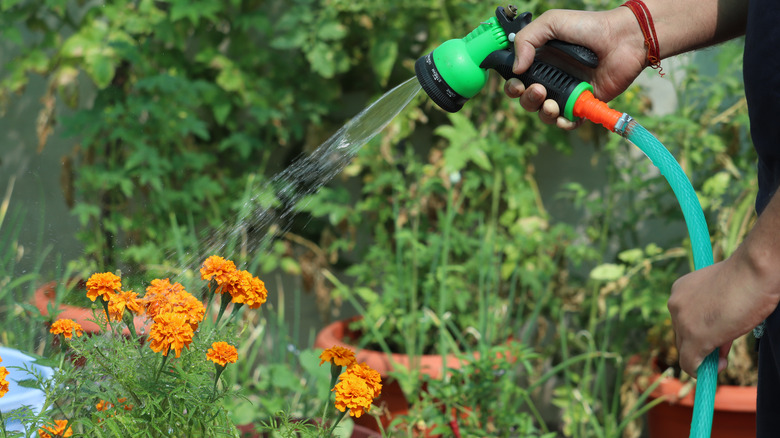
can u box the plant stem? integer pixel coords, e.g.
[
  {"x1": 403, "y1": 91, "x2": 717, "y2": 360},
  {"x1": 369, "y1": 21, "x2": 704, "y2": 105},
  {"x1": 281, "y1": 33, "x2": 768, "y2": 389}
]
[
  {"x1": 101, "y1": 299, "x2": 113, "y2": 333},
  {"x1": 326, "y1": 410, "x2": 348, "y2": 437},
  {"x1": 155, "y1": 353, "x2": 170, "y2": 382},
  {"x1": 211, "y1": 366, "x2": 225, "y2": 402},
  {"x1": 123, "y1": 311, "x2": 138, "y2": 341},
  {"x1": 320, "y1": 363, "x2": 341, "y2": 425},
  {"x1": 214, "y1": 293, "x2": 232, "y2": 327}
]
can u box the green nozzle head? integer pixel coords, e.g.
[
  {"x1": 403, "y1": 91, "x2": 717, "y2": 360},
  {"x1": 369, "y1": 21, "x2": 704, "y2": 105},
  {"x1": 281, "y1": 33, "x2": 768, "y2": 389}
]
[{"x1": 415, "y1": 17, "x2": 510, "y2": 112}]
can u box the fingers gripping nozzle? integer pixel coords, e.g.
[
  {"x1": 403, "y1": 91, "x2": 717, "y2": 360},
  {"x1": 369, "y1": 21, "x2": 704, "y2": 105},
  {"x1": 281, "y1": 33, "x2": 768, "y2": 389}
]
[{"x1": 415, "y1": 6, "x2": 598, "y2": 121}]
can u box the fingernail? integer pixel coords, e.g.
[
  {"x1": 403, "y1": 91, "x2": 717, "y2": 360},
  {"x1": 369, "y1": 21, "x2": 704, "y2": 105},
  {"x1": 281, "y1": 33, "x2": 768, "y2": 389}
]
[
  {"x1": 718, "y1": 358, "x2": 728, "y2": 372},
  {"x1": 530, "y1": 88, "x2": 543, "y2": 103},
  {"x1": 512, "y1": 58, "x2": 520, "y2": 73}
]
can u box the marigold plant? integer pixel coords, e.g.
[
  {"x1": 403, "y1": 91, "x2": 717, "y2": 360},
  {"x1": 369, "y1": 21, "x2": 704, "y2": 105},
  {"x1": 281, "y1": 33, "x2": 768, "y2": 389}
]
[
  {"x1": 332, "y1": 363, "x2": 382, "y2": 418},
  {"x1": 316, "y1": 345, "x2": 382, "y2": 433},
  {"x1": 148, "y1": 312, "x2": 195, "y2": 358},
  {"x1": 37, "y1": 419, "x2": 73, "y2": 438},
  {"x1": 319, "y1": 346, "x2": 356, "y2": 368},
  {"x1": 141, "y1": 278, "x2": 205, "y2": 330},
  {"x1": 85, "y1": 272, "x2": 122, "y2": 302},
  {"x1": 226, "y1": 269, "x2": 268, "y2": 309},
  {"x1": 31, "y1": 255, "x2": 270, "y2": 436},
  {"x1": 206, "y1": 342, "x2": 238, "y2": 367},
  {"x1": 200, "y1": 255, "x2": 237, "y2": 289},
  {"x1": 49, "y1": 319, "x2": 84, "y2": 339},
  {"x1": 106, "y1": 289, "x2": 144, "y2": 321}
]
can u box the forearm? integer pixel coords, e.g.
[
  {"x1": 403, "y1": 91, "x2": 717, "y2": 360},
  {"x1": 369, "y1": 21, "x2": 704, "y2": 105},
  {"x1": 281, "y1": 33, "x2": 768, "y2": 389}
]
[
  {"x1": 736, "y1": 190, "x2": 780, "y2": 309},
  {"x1": 636, "y1": 0, "x2": 748, "y2": 59}
]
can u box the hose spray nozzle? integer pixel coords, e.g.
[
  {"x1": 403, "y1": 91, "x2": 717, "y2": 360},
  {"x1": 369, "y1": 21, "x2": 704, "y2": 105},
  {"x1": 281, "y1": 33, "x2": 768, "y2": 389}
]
[{"x1": 415, "y1": 6, "x2": 624, "y2": 130}]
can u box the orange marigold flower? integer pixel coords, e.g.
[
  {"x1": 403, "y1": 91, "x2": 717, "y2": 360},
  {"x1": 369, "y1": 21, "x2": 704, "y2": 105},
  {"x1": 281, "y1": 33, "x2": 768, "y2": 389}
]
[
  {"x1": 95, "y1": 400, "x2": 113, "y2": 411},
  {"x1": 50, "y1": 319, "x2": 84, "y2": 339},
  {"x1": 344, "y1": 362, "x2": 382, "y2": 398},
  {"x1": 175, "y1": 291, "x2": 206, "y2": 330},
  {"x1": 107, "y1": 290, "x2": 144, "y2": 321},
  {"x1": 142, "y1": 279, "x2": 204, "y2": 330},
  {"x1": 38, "y1": 420, "x2": 73, "y2": 438},
  {"x1": 117, "y1": 397, "x2": 133, "y2": 411},
  {"x1": 86, "y1": 272, "x2": 122, "y2": 302},
  {"x1": 206, "y1": 342, "x2": 238, "y2": 367},
  {"x1": 200, "y1": 255, "x2": 237, "y2": 287},
  {"x1": 225, "y1": 270, "x2": 268, "y2": 309},
  {"x1": 0, "y1": 364, "x2": 9, "y2": 399},
  {"x1": 141, "y1": 278, "x2": 186, "y2": 320},
  {"x1": 319, "y1": 346, "x2": 356, "y2": 368},
  {"x1": 97, "y1": 398, "x2": 132, "y2": 413},
  {"x1": 148, "y1": 312, "x2": 194, "y2": 358},
  {"x1": 332, "y1": 364, "x2": 382, "y2": 418}
]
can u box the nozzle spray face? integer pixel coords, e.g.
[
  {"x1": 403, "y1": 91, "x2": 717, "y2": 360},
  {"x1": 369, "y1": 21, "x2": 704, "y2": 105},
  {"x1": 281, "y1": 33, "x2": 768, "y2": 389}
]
[
  {"x1": 414, "y1": 52, "x2": 469, "y2": 113},
  {"x1": 415, "y1": 15, "x2": 508, "y2": 113}
]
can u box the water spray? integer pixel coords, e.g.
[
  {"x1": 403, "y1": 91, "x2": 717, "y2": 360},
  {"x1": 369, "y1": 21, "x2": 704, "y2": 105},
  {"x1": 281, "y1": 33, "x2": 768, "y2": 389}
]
[{"x1": 415, "y1": 6, "x2": 718, "y2": 438}]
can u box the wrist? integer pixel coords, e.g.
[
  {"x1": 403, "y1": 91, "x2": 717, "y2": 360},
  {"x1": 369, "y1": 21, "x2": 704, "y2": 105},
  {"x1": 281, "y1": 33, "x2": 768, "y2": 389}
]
[
  {"x1": 734, "y1": 236, "x2": 780, "y2": 310},
  {"x1": 610, "y1": 6, "x2": 651, "y2": 68},
  {"x1": 618, "y1": 0, "x2": 663, "y2": 73}
]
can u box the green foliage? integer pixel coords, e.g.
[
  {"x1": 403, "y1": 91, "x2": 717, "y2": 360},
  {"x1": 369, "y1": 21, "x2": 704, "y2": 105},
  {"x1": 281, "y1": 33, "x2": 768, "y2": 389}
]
[
  {"x1": 396, "y1": 342, "x2": 557, "y2": 437},
  {"x1": 0, "y1": 178, "x2": 50, "y2": 353}
]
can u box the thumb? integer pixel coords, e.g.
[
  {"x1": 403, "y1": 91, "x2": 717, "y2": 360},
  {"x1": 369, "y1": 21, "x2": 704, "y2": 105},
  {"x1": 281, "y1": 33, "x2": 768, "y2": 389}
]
[{"x1": 511, "y1": 13, "x2": 560, "y2": 74}]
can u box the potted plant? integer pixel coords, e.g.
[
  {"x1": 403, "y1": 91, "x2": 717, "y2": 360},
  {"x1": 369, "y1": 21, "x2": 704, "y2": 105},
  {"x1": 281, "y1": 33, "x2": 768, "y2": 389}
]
[
  {"x1": 15, "y1": 255, "x2": 384, "y2": 437},
  {"x1": 615, "y1": 176, "x2": 759, "y2": 437},
  {"x1": 634, "y1": 322, "x2": 758, "y2": 438}
]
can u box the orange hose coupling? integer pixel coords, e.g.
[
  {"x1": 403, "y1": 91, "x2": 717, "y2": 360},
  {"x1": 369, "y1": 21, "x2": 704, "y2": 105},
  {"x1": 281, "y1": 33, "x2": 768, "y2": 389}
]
[{"x1": 572, "y1": 90, "x2": 630, "y2": 134}]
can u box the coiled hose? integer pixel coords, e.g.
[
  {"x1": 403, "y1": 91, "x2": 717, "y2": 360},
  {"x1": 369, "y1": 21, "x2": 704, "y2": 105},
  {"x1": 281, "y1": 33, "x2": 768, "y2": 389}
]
[{"x1": 574, "y1": 90, "x2": 717, "y2": 438}]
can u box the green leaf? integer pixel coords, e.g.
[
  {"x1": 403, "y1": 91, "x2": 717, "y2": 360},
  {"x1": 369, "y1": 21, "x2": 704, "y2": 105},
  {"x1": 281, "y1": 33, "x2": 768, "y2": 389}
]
[
  {"x1": 316, "y1": 21, "x2": 347, "y2": 40},
  {"x1": 370, "y1": 39, "x2": 398, "y2": 86},
  {"x1": 212, "y1": 102, "x2": 231, "y2": 126},
  {"x1": 436, "y1": 113, "x2": 492, "y2": 172},
  {"x1": 589, "y1": 263, "x2": 626, "y2": 281},
  {"x1": 85, "y1": 53, "x2": 116, "y2": 88},
  {"x1": 617, "y1": 248, "x2": 644, "y2": 264},
  {"x1": 306, "y1": 41, "x2": 349, "y2": 78},
  {"x1": 216, "y1": 65, "x2": 245, "y2": 93}
]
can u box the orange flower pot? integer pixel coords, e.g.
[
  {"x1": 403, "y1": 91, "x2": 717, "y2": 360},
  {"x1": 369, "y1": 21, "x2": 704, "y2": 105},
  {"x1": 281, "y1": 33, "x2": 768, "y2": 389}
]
[{"x1": 645, "y1": 365, "x2": 756, "y2": 438}]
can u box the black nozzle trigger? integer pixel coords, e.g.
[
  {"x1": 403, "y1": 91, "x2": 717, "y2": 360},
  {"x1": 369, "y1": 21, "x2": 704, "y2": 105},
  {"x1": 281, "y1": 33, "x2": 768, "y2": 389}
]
[
  {"x1": 481, "y1": 50, "x2": 585, "y2": 114},
  {"x1": 495, "y1": 7, "x2": 599, "y2": 69},
  {"x1": 546, "y1": 40, "x2": 598, "y2": 69}
]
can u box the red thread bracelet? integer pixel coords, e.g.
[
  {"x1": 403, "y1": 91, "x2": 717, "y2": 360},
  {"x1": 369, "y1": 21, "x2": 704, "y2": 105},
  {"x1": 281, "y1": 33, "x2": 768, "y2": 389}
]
[{"x1": 621, "y1": 0, "x2": 664, "y2": 76}]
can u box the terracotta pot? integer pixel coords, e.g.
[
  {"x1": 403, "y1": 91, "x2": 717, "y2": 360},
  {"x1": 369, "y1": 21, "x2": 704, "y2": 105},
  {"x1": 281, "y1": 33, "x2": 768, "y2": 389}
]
[
  {"x1": 34, "y1": 281, "x2": 148, "y2": 335},
  {"x1": 645, "y1": 362, "x2": 756, "y2": 438},
  {"x1": 314, "y1": 318, "x2": 476, "y2": 435}
]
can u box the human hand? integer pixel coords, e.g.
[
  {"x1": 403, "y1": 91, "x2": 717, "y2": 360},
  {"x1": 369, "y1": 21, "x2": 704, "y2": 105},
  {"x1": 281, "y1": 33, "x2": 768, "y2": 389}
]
[
  {"x1": 668, "y1": 257, "x2": 776, "y2": 377},
  {"x1": 504, "y1": 7, "x2": 648, "y2": 129}
]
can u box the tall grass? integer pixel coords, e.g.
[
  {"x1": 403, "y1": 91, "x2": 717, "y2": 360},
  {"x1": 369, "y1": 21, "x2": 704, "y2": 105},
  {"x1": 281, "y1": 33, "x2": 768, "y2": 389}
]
[{"x1": 0, "y1": 176, "x2": 48, "y2": 354}]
